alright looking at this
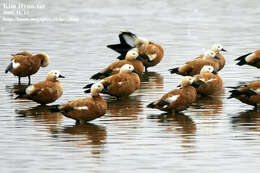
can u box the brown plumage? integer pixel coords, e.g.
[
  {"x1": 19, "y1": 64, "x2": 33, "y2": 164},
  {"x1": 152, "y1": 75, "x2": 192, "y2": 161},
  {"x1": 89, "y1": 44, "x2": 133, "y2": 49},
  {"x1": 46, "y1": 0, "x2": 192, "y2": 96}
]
[
  {"x1": 194, "y1": 65, "x2": 223, "y2": 95},
  {"x1": 15, "y1": 70, "x2": 64, "y2": 105},
  {"x1": 235, "y1": 49, "x2": 260, "y2": 68},
  {"x1": 53, "y1": 83, "x2": 107, "y2": 124},
  {"x1": 85, "y1": 64, "x2": 140, "y2": 98},
  {"x1": 91, "y1": 48, "x2": 144, "y2": 80},
  {"x1": 147, "y1": 76, "x2": 204, "y2": 113},
  {"x1": 228, "y1": 80, "x2": 260, "y2": 108},
  {"x1": 138, "y1": 41, "x2": 164, "y2": 71},
  {"x1": 169, "y1": 51, "x2": 220, "y2": 76},
  {"x1": 5, "y1": 51, "x2": 50, "y2": 84}
]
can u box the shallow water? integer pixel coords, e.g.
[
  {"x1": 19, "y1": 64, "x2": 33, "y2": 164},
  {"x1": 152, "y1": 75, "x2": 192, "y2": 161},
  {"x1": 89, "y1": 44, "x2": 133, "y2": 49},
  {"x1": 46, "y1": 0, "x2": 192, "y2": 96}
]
[{"x1": 1, "y1": 0, "x2": 260, "y2": 172}]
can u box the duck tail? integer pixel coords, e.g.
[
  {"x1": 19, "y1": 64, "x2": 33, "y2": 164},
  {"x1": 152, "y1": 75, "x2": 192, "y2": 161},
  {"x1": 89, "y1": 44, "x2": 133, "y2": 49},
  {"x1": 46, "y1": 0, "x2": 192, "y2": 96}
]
[
  {"x1": 228, "y1": 90, "x2": 241, "y2": 99},
  {"x1": 5, "y1": 63, "x2": 13, "y2": 73},
  {"x1": 168, "y1": 67, "x2": 179, "y2": 74},
  {"x1": 235, "y1": 53, "x2": 252, "y2": 66},
  {"x1": 90, "y1": 69, "x2": 112, "y2": 80}
]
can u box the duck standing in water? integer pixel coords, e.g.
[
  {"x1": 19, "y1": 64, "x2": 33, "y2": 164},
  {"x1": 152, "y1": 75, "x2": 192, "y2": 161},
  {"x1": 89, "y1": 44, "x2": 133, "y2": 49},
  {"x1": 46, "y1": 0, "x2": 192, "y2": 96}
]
[
  {"x1": 52, "y1": 83, "x2": 107, "y2": 124},
  {"x1": 228, "y1": 80, "x2": 260, "y2": 109},
  {"x1": 147, "y1": 76, "x2": 205, "y2": 113},
  {"x1": 15, "y1": 70, "x2": 64, "y2": 105},
  {"x1": 5, "y1": 51, "x2": 50, "y2": 84}
]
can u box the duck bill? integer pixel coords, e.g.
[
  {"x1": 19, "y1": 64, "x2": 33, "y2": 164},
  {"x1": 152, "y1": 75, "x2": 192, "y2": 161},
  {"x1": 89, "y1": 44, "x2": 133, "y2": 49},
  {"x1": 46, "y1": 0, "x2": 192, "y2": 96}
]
[
  {"x1": 192, "y1": 80, "x2": 206, "y2": 88},
  {"x1": 58, "y1": 74, "x2": 65, "y2": 78},
  {"x1": 212, "y1": 71, "x2": 217, "y2": 74},
  {"x1": 214, "y1": 56, "x2": 220, "y2": 60},
  {"x1": 221, "y1": 48, "x2": 227, "y2": 52},
  {"x1": 136, "y1": 55, "x2": 144, "y2": 61},
  {"x1": 132, "y1": 70, "x2": 138, "y2": 74}
]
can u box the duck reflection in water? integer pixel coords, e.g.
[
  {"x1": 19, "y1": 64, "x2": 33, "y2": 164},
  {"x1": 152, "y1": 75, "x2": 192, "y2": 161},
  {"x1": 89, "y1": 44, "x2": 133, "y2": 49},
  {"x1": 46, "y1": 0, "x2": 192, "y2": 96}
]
[
  {"x1": 107, "y1": 96, "x2": 143, "y2": 121},
  {"x1": 147, "y1": 113, "x2": 196, "y2": 149},
  {"x1": 191, "y1": 91, "x2": 224, "y2": 116},
  {"x1": 232, "y1": 109, "x2": 260, "y2": 132},
  {"x1": 6, "y1": 84, "x2": 28, "y2": 97},
  {"x1": 15, "y1": 105, "x2": 63, "y2": 125},
  {"x1": 140, "y1": 71, "x2": 164, "y2": 90},
  {"x1": 58, "y1": 123, "x2": 107, "y2": 156}
]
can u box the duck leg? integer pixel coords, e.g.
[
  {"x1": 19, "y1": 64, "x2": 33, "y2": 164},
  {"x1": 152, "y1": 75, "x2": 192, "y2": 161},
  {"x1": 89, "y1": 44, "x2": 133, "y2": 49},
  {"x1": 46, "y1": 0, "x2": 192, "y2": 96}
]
[
  {"x1": 18, "y1": 77, "x2": 21, "y2": 84},
  {"x1": 145, "y1": 67, "x2": 148, "y2": 72},
  {"x1": 28, "y1": 76, "x2": 31, "y2": 85}
]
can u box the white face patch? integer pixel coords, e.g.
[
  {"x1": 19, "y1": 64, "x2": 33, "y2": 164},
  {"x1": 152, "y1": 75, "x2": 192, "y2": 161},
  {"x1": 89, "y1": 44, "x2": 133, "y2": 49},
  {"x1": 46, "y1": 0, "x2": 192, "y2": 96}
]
[
  {"x1": 119, "y1": 64, "x2": 134, "y2": 73},
  {"x1": 12, "y1": 60, "x2": 20, "y2": 69},
  {"x1": 245, "y1": 53, "x2": 255, "y2": 63},
  {"x1": 148, "y1": 54, "x2": 157, "y2": 61},
  {"x1": 118, "y1": 82, "x2": 123, "y2": 85},
  {"x1": 74, "y1": 106, "x2": 88, "y2": 110},
  {"x1": 165, "y1": 95, "x2": 180, "y2": 104},
  {"x1": 25, "y1": 85, "x2": 35, "y2": 95}
]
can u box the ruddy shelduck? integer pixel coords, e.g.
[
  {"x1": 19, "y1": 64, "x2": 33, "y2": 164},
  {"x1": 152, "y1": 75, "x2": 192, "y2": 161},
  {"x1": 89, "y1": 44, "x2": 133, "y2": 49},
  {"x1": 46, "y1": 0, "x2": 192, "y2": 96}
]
[
  {"x1": 15, "y1": 70, "x2": 64, "y2": 105},
  {"x1": 194, "y1": 65, "x2": 223, "y2": 95},
  {"x1": 235, "y1": 49, "x2": 260, "y2": 69},
  {"x1": 52, "y1": 83, "x2": 107, "y2": 124},
  {"x1": 210, "y1": 44, "x2": 227, "y2": 71},
  {"x1": 147, "y1": 76, "x2": 205, "y2": 113},
  {"x1": 5, "y1": 51, "x2": 50, "y2": 84},
  {"x1": 107, "y1": 31, "x2": 164, "y2": 71},
  {"x1": 85, "y1": 64, "x2": 140, "y2": 98},
  {"x1": 169, "y1": 51, "x2": 220, "y2": 76},
  {"x1": 228, "y1": 80, "x2": 260, "y2": 109},
  {"x1": 91, "y1": 48, "x2": 144, "y2": 80}
]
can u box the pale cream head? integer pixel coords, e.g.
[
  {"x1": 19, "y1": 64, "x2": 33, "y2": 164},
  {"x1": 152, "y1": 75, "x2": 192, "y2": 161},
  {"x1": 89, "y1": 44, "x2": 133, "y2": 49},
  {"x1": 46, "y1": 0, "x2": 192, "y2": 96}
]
[
  {"x1": 46, "y1": 70, "x2": 64, "y2": 82},
  {"x1": 125, "y1": 48, "x2": 139, "y2": 60},
  {"x1": 91, "y1": 83, "x2": 104, "y2": 97},
  {"x1": 211, "y1": 44, "x2": 224, "y2": 53},
  {"x1": 119, "y1": 64, "x2": 135, "y2": 73},
  {"x1": 181, "y1": 76, "x2": 194, "y2": 87},
  {"x1": 200, "y1": 65, "x2": 214, "y2": 74},
  {"x1": 203, "y1": 50, "x2": 216, "y2": 59}
]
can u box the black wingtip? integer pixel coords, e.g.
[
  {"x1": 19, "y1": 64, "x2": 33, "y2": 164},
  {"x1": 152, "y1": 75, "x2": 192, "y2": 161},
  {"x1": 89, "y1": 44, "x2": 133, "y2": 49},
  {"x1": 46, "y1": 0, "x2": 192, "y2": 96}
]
[
  {"x1": 90, "y1": 69, "x2": 113, "y2": 80},
  {"x1": 84, "y1": 89, "x2": 91, "y2": 93},
  {"x1": 168, "y1": 67, "x2": 179, "y2": 74},
  {"x1": 235, "y1": 53, "x2": 252, "y2": 61},
  {"x1": 236, "y1": 59, "x2": 247, "y2": 66},
  {"x1": 106, "y1": 44, "x2": 132, "y2": 55},
  {"x1": 49, "y1": 105, "x2": 61, "y2": 112},
  {"x1": 90, "y1": 73, "x2": 102, "y2": 80},
  {"x1": 83, "y1": 83, "x2": 94, "y2": 89},
  {"x1": 147, "y1": 102, "x2": 156, "y2": 108}
]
